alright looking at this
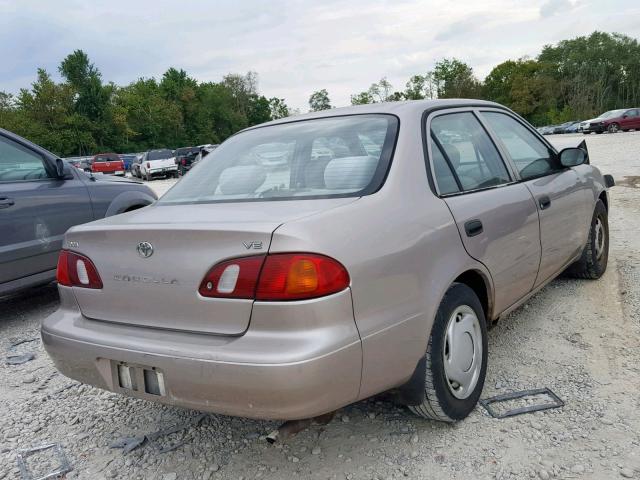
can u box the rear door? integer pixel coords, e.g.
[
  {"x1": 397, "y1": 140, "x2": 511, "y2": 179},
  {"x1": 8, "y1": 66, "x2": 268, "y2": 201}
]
[
  {"x1": 480, "y1": 110, "x2": 591, "y2": 287},
  {"x1": 0, "y1": 134, "x2": 93, "y2": 286},
  {"x1": 426, "y1": 110, "x2": 541, "y2": 314},
  {"x1": 622, "y1": 109, "x2": 640, "y2": 130}
]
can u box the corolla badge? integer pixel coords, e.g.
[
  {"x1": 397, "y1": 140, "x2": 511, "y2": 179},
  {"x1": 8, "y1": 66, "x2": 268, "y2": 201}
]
[{"x1": 136, "y1": 241, "x2": 154, "y2": 258}]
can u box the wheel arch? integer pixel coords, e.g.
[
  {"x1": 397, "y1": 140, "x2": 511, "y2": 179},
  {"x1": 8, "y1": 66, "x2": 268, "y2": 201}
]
[
  {"x1": 453, "y1": 269, "x2": 493, "y2": 322},
  {"x1": 598, "y1": 190, "x2": 608, "y2": 212},
  {"x1": 104, "y1": 190, "x2": 156, "y2": 217},
  {"x1": 396, "y1": 267, "x2": 493, "y2": 406}
]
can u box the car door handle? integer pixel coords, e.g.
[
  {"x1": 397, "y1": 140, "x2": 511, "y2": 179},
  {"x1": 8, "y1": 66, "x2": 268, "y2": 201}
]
[
  {"x1": 464, "y1": 219, "x2": 483, "y2": 237},
  {"x1": 0, "y1": 197, "x2": 15, "y2": 209},
  {"x1": 538, "y1": 195, "x2": 551, "y2": 210}
]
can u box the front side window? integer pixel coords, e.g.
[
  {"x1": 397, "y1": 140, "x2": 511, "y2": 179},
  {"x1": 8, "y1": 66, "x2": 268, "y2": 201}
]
[
  {"x1": 0, "y1": 136, "x2": 50, "y2": 182},
  {"x1": 481, "y1": 111, "x2": 557, "y2": 180},
  {"x1": 429, "y1": 112, "x2": 510, "y2": 193},
  {"x1": 160, "y1": 115, "x2": 398, "y2": 204}
]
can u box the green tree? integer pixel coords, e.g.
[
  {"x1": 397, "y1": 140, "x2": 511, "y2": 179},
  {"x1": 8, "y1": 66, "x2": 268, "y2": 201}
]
[
  {"x1": 483, "y1": 58, "x2": 556, "y2": 125},
  {"x1": 403, "y1": 74, "x2": 435, "y2": 100},
  {"x1": 350, "y1": 91, "x2": 375, "y2": 105},
  {"x1": 309, "y1": 89, "x2": 331, "y2": 111},
  {"x1": 268, "y1": 97, "x2": 290, "y2": 119},
  {"x1": 432, "y1": 58, "x2": 481, "y2": 98}
]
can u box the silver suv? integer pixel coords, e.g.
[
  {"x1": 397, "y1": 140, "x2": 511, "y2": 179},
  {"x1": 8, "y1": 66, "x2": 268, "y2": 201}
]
[{"x1": 42, "y1": 100, "x2": 612, "y2": 423}]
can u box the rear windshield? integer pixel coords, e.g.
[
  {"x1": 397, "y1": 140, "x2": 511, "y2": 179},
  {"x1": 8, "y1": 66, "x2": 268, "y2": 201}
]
[
  {"x1": 159, "y1": 114, "x2": 398, "y2": 204},
  {"x1": 148, "y1": 149, "x2": 174, "y2": 160},
  {"x1": 94, "y1": 153, "x2": 120, "y2": 162},
  {"x1": 175, "y1": 147, "x2": 200, "y2": 156}
]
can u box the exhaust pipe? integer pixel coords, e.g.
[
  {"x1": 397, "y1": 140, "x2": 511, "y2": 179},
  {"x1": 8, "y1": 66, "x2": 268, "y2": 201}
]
[{"x1": 266, "y1": 411, "x2": 336, "y2": 444}]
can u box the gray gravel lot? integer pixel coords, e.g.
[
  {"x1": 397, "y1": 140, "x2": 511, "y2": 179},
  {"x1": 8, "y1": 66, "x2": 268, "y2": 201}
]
[{"x1": 1, "y1": 133, "x2": 639, "y2": 480}]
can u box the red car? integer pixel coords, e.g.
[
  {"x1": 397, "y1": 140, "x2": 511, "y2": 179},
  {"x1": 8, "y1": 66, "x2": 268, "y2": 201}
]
[
  {"x1": 86, "y1": 153, "x2": 125, "y2": 176},
  {"x1": 585, "y1": 108, "x2": 640, "y2": 133}
]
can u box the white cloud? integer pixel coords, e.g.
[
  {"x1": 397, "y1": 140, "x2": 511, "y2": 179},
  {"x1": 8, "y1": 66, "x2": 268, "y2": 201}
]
[{"x1": 1, "y1": 0, "x2": 639, "y2": 111}]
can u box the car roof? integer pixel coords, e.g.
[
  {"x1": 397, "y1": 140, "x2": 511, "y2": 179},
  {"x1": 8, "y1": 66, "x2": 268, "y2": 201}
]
[{"x1": 241, "y1": 99, "x2": 505, "y2": 132}]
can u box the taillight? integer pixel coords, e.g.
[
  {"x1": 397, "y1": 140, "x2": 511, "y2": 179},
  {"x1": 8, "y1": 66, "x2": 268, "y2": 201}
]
[
  {"x1": 199, "y1": 255, "x2": 265, "y2": 299},
  {"x1": 146, "y1": 162, "x2": 150, "y2": 169},
  {"x1": 257, "y1": 253, "x2": 350, "y2": 300},
  {"x1": 198, "y1": 253, "x2": 349, "y2": 301},
  {"x1": 56, "y1": 250, "x2": 103, "y2": 289},
  {"x1": 181, "y1": 158, "x2": 186, "y2": 165}
]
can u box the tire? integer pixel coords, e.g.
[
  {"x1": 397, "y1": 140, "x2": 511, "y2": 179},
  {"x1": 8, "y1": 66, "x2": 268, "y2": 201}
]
[
  {"x1": 566, "y1": 200, "x2": 609, "y2": 279},
  {"x1": 608, "y1": 123, "x2": 620, "y2": 133},
  {"x1": 596, "y1": 131, "x2": 603, "y2": 134},
  {"x1": 409, "y1": 283, "x2": 488, "y2": 422}
]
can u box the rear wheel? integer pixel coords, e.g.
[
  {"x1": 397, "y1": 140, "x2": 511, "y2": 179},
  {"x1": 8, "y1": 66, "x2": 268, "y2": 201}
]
[
  {"x1": 409, "y1": 283, "x2": 487, "y2": 422},
  {"x1": 608, "y1": 123, "x2": 620, "y2": 133},
  {"x1": 567, "y1": 200, "x2": 608, "y2": 279}
]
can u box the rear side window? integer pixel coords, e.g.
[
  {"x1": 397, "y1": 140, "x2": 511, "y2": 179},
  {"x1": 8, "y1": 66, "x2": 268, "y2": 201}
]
[
  {"x1": 481, "y1": 112, "x2": 557, "y2": 180},
  {"x1": 0, "y1": 136, "x2": 50, "y2": 182},
  {"x1": 159, "y1": 115, "x2": 398, "y2": 204},
  {"x1": 429, "y1": 112, "x2": 510, "y2": 193}
]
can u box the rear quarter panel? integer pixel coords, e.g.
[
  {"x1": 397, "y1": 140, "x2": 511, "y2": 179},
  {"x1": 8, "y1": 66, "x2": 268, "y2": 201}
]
[{"x1": 270, "y1": 117, "x2": 492, "y2": 400}]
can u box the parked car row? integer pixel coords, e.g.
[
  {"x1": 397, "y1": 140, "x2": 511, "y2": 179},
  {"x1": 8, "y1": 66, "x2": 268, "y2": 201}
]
[
  {"x1": 537, "y1": 107, "x2": 640, "y2": 135},
  {"x1": 66, "y1": 145, "x2": 220, "y2": 182}
]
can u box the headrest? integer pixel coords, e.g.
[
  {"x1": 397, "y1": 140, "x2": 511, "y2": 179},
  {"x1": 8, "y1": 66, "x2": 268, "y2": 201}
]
[
  {"x1": 324, "y1": 156, "x2": 377, "y2": 190},
  {"x1": 219, "y1": 165, "x2": 267, "y2": 195},
  {"x1": 442, "y1": 143, "x2": 460, "y2": 167}
]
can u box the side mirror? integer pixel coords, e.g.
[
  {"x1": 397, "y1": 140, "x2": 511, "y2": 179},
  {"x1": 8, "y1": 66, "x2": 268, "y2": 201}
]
[
  {"x1": 623, "y1": 114, "x2": 628, "y2": 119},
  {"x1": 559, "y1": 147, "x2": 586, "y2": 168},
  {"x1": 55, "y1": 158, "x2": 73, "y2": 179}
]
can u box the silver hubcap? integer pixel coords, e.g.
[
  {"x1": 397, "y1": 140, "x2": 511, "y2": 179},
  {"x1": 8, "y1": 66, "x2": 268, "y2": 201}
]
[
  {"x1": 594, "y1": 217, "x2": 606, "y2": 260},
  {"x1": 443, "y1": 305, "x2": 482, "y2": 400},
  {"x1": 609, "y1": 124, "x2": 618, "y2": 133}
]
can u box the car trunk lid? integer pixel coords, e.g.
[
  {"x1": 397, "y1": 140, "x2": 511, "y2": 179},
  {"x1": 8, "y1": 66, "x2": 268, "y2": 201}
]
[{"x1": 66, "y1": 199, "x2": 356, "y2": 335}]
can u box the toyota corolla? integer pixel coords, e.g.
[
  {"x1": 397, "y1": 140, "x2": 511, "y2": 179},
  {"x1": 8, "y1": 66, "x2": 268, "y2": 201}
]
[{"x1": 42, "y1": 100, "x2": 613, "y2": 423}]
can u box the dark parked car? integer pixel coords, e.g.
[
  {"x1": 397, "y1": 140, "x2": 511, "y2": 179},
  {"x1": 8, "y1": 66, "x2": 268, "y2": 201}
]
[
  {"x1": 120, "y1": 154, "x2": 138, "y2": 172},
  {"x1": 563, "y1": 121, "x2": 581, "y2": 133},
  {"x1": 174, "y1": 147, "x2": 201, "y2": 176},
  {"x1": 584, "y1": 108, "x2": 640, "y2": 133},
  {"x1": 0, "y1": 128, "x2": 157, "y2": 296},
  {"x1": 552, "y1": 121, "x2": 578, "y2": 134}
]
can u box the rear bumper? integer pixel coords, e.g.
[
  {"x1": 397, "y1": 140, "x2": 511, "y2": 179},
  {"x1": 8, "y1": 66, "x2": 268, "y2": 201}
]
[
  {"x1": 41, "y1": 286, "x2": 362, "y2": 420},
  {"x1": 148, "y1": 166, "x2": 177, "y2": 175}
]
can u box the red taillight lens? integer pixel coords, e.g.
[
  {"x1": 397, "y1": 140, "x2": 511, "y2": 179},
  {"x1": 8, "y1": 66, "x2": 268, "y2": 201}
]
[
  {"x1": 146, "y1": 162, "x2": 150, "y2": 168},
  {"x1": 181, "y1": 158, "x2": 186, "y2": 165},
  {"x1": 56, "y1": 250, "x2": 103, "y2": 289},
  {"x1": 256, "y1": 253, "x2": 350, "y2": 301},
  {"x1": 198, "y1": 255, "x2": 265, "y2": 299},
  {"x1": 198, "y1": 253, "x2": 350, "y2": 301}
]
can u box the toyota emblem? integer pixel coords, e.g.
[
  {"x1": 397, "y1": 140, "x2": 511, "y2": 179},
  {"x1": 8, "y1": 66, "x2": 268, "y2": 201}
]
[{"x1": 137, "y1": 241, "x2": 154, "y2": 258}]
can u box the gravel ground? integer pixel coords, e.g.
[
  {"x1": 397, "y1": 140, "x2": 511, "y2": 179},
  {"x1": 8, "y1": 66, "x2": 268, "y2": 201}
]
[{"x1": 1, "y1": 133, "x2": 639, "y2": 480}]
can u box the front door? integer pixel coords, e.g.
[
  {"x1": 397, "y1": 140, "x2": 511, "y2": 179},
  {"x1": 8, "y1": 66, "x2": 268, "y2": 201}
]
[
  {"x1": 0, "y1": 134, "x2": 93, "y2": 286},
  {"x1": 480, "y1": 110, "x2": 590, "y2": 287},
  {"x1": 427, "y1": 111, "x2": 541, "y2": 314}
]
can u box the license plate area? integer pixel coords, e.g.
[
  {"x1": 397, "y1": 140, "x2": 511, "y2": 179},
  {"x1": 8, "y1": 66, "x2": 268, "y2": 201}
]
[{"x1": 112, "y1": 361, "x2": 166, "y2": 396}]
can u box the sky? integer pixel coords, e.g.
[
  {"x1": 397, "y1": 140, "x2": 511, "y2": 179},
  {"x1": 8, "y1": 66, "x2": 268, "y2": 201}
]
[{"x1": 1, "y1": 0, "x2": 639, "y2": 112}]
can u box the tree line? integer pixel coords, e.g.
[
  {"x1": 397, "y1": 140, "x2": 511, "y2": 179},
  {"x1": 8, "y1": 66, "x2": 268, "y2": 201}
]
[
  {"x1": 1, "y1": 31, "x2": 638, "y2": 157},
  {"x1": 310, "y1": 31, "x2": 640, "y2": 128},
  {"x1": 0, "y1": 51, "x2": 290, "y2": 157}
]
